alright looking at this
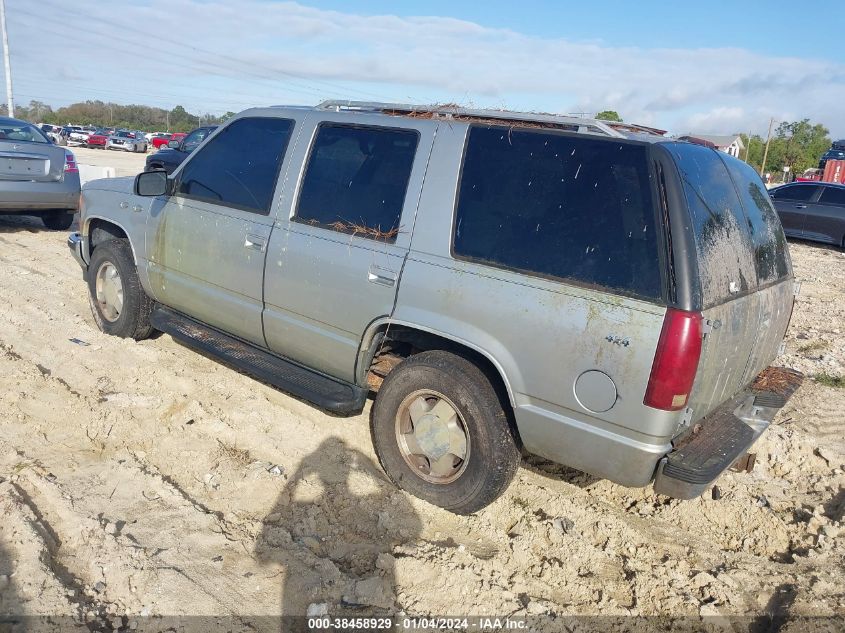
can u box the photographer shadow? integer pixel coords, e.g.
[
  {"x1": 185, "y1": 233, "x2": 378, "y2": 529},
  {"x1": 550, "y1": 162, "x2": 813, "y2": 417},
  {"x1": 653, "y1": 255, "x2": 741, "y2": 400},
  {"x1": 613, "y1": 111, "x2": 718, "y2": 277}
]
[{"x1": 256, "y1": 437, "x2": 422, "y2": 627}]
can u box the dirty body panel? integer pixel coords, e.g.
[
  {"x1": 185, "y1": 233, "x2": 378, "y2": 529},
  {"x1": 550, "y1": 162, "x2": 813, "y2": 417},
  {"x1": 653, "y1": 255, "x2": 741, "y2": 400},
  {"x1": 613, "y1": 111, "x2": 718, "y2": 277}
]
[
  {"x1": 395, "y1": 123, "x2": 680, "y2": 486},
  {"x1": 662, "y1": 143, "x2": 794, "y2": 424}
]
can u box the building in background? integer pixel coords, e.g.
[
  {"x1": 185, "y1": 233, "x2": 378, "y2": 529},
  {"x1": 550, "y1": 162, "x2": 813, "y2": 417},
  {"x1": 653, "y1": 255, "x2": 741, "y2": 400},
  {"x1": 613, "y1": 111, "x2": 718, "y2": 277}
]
[{"x1": 677, "y1": 134, "x2": 745, "y2": 157}]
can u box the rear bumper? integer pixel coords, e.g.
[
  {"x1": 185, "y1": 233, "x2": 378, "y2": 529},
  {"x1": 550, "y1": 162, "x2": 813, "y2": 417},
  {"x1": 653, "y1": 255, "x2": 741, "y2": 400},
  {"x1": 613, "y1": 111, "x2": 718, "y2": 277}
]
[
  {"x1": 68, "y1": 232, "x2": 88, "y2": 278},
  {"x1": 654, "y1": 367, "x2": 804, "y2": 499},
  {"x1": 0, "y1": 175, "x2": 80, "y2": 211}
]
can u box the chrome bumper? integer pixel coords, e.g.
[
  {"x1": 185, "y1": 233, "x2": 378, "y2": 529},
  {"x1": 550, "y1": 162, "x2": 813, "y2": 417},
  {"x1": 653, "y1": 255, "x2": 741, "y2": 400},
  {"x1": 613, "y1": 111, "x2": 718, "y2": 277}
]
[{"x1": 68, "y1": 232, "x2": 88, "y2": 278}]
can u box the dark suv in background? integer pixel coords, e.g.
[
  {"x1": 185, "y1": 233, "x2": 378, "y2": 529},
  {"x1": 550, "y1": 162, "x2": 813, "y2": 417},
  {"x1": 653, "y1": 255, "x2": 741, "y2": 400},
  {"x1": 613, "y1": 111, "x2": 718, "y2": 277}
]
[{"x1": 145, "y1": 125, "x2": 217, "y2": 174}]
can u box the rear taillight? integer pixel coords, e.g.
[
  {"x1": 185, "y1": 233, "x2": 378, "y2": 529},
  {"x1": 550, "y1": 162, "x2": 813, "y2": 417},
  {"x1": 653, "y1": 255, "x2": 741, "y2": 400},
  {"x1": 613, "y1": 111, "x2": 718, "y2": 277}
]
[
  {"x1": 644, "y1": 308, "x2": 703, "y2": 411},
  {"x1": 64, "y1": 150, "x2": 78, "y2": 173}
]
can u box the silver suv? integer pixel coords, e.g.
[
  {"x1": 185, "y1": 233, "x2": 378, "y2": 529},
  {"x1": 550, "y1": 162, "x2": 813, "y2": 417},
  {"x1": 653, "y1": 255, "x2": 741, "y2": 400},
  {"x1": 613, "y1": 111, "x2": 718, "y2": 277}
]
[{"x1": 68, "y1": 101, "x2": 800, "y2": 513}]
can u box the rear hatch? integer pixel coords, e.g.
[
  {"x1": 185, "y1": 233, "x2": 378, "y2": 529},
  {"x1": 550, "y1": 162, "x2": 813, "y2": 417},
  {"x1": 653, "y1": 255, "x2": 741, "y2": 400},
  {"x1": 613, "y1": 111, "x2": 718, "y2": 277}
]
[
  {"x1": 666, "y1": 143, "x2": 793, "y2": 420},
  {"x1": 0, "y1": 139, "x2": 67, "y2": 183}
]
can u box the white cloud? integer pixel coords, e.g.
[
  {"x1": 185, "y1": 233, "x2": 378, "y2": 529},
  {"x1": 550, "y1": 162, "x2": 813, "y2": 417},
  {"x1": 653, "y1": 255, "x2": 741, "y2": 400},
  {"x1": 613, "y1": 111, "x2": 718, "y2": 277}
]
[{"x1": 14, "y1": 0, "x2": 845, "y2": 136}]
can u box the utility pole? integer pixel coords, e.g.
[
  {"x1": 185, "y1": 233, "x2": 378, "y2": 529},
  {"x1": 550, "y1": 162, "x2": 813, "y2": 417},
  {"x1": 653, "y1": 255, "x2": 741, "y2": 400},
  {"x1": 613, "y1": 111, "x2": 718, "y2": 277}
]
[
  {"x1": 760, "y1": 117, "x2": 775, "y2": 177},
  {"x1": 166, "y1": 110, "x2": 170, "y2": 132},
  {"x1": 0, "y1": 0, "x2": 14, "y2": 118},
  {"x1": 744, "y1": 130, "x2": 753, "y2": 163}
]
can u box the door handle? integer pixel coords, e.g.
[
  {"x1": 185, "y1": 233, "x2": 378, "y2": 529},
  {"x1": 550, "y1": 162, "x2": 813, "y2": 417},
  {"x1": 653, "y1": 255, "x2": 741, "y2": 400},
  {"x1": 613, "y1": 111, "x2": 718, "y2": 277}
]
[
  {"x1": 794, "y1": 204, "x2": 807, "y2": 209},
  {"x1": 367, "y1": 266, "x2": 398, "y2": 287},
  {"x1": 244, "y1": 234, "x2": 266, "y2": 252}
]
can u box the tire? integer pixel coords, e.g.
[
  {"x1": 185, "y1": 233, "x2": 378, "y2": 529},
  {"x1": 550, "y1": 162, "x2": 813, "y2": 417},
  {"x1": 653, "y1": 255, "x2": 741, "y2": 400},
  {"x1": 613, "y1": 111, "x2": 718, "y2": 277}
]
[
  {"x1": 87, "y1": 239, "x2": 155, "y2": 340},
  {"x1": 41, "y1": 211, "x2": 74, "y2": 231},
  {"x1": 370, "y1": 350, "x2": 521, "y2": 514}
]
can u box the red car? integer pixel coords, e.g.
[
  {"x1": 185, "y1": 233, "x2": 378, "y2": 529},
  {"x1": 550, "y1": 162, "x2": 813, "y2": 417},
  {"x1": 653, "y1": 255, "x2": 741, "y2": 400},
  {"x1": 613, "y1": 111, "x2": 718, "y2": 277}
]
[
  {"x1": 87, "y1": 130, "x2": 109, "y2": 149},
  {"x1": 152, "y1": 132, "x2": 186, "y2": 150}
]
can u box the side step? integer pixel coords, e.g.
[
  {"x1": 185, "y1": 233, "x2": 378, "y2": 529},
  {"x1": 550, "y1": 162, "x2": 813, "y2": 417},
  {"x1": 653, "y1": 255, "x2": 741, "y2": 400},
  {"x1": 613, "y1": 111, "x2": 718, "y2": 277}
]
[
  {"x1": 151, "y1": 307, "x2": 368, "y2": 416},
  {"x1": 653, "y1": 409, "x2": 755, "y2": 500}
]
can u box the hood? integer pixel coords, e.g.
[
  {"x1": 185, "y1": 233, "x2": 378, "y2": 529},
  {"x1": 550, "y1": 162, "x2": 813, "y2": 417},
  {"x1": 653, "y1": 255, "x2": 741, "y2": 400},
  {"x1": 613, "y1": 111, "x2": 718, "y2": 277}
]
[{"x1": 83, "y1": 176, "x2": 135, "y2": 194}]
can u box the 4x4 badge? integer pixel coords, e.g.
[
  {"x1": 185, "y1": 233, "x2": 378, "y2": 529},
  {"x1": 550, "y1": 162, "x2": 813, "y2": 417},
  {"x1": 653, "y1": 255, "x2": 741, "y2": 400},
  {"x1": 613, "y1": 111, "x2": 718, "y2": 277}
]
[{"x1": 605, "y1": 335, "x2": 630, "y2": 347}]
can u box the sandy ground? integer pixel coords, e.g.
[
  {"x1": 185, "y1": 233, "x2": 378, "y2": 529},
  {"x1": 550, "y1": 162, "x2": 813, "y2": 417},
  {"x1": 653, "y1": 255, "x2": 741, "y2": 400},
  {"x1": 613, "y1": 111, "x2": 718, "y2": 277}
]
[{"x1": 0, "y1": 214, "x2": 843, "y2": 631}]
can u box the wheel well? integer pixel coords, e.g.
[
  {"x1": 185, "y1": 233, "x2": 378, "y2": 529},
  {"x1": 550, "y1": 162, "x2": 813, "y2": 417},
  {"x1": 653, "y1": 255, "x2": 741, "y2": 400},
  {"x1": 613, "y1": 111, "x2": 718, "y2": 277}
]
[
  {"x1": 365, "y1": 325, "x2": 519, "y2": 439},
  {"x1": 87, "y1": 219, "x2": 128, "y2": 258}
]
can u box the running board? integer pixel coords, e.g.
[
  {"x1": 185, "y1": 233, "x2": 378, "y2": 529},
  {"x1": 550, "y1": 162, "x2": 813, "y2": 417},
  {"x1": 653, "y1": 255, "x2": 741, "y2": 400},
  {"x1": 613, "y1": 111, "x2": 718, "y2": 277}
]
[{"x1": 151, "y1": 307, "x2": 367, "y2": 415}]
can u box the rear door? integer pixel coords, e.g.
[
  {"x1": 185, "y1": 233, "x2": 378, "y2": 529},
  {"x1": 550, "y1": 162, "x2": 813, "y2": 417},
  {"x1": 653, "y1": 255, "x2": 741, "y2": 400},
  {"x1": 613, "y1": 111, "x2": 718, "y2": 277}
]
[
  {"x1": 803, "y1": 185, "x2": 845, "y2": 246},
  {"x1": 0, "y1": 122, "x2": 65, "y2": 182},
  {"x1": 666, "y1": 144, "x2": 793, "y2": 419},
  {"x1": 263, "y1": 116, "x2": 435, "y2": 382},
  {"x1": 769, "y1": 184, "x2": 820, "y2": 237},
  {"x1": 145, "y1": 115, "x2": 300, "y2": 346}
]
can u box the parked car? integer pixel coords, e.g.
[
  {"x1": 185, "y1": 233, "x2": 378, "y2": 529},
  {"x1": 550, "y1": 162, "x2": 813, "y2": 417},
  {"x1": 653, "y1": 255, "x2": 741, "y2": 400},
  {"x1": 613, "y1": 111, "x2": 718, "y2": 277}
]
[
  {"x1": 770, "y1": 181, "x2": 845, "y2": 248},
  {"x1": 0, "y1": 116, "x2": 79, "y2": 229},
  {"x1": 70, "y1": 102, "x2": 798, "y2": 513},
  {"x1": 144, "y1": 127, "x2": 215, "y2": 174},
  {"x1": 39, "y1": 124, "x2": 67, "y2": 146},
  {"x1": 106, "y1": 130, "x2": 148, "y2": 152},
  {"x1": 87, "y1": 130, "x2": 110, "y2": 149},
  {"x1": 67, "y1": 126, "x2": 90, "y2": 146},
  {"x1": 151, "y1": 133, "x2": 174, "y2": 150}
]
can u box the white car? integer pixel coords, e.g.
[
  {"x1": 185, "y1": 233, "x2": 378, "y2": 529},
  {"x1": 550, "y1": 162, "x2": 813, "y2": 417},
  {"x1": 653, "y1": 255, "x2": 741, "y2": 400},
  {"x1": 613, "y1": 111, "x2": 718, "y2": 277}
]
[{"x1": 106, "y1": 130, "x2": 148, "y2": 152}]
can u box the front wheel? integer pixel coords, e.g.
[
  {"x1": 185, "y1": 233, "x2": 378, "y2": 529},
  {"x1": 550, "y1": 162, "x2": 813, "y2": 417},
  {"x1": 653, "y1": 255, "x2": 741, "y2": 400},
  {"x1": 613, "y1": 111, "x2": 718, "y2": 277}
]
[
  {"x1": 41, "y1": 211, "x2": 74, "y2": 231},
  {"x1": 87, "y1": 239, "x2": 155, "y2": 340},
  {"x1": 370, "y1": 350, "x2": 521, "y2": 514}
]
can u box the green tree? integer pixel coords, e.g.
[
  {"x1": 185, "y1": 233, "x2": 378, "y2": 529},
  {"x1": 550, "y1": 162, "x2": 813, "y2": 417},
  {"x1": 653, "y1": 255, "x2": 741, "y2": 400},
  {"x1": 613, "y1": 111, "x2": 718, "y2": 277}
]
[
  {"x1": 741, "y1": 119, "x2": 829, "y2": 179},
  {"x1": 596, "y1": 110, "x2": 622, "y2": 122}
]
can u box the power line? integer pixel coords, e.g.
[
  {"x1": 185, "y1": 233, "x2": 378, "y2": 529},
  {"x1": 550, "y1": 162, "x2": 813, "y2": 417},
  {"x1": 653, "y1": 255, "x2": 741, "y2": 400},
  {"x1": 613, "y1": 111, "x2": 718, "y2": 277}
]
[{"x1": 19, "y1": 2, "x2": 402, "y2": 103}]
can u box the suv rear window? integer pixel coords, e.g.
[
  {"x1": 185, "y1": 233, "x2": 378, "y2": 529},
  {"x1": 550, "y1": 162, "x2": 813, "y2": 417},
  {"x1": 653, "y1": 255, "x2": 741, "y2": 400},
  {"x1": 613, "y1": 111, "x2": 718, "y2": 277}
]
[
  {"x1": 453, "y1": 125, "x2": 662, "y2": 300},
  {"x1": 668, "y1": 143, "x2": 759, "y2": 306},
  {"x1": 723, "y1": 159, "x2": 790, "y2": 284}
]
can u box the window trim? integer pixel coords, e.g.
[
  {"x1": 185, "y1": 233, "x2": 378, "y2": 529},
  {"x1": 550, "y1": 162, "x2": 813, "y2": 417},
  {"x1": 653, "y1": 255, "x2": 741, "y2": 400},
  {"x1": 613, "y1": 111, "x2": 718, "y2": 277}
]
[
  {"x1": 448, "y1": 123, "x2": 667, "y2": 304},
  {"x1": 173, "y1": 117, "x2": 294, "y2": 216},
  {"x1": 291, "y1": 121, "x2": 421, "y2": 243}
]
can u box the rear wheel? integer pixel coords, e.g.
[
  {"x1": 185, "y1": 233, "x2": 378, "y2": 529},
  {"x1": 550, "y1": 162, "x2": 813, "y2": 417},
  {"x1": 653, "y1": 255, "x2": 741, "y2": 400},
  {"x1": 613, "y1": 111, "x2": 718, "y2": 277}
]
[
  {"x1": 87, "y1": 239, "x2": 154, "y2": 340},
  {"x1": 41, "y1": 211, "x2": 74, "y2": 231},
  {"x1": 370, "y1": 350, "x2": 521, "y2": 514}
]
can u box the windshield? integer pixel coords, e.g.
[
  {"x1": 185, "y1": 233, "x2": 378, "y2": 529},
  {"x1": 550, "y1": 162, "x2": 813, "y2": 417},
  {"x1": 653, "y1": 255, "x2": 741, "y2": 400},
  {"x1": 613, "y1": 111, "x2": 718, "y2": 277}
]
[{"x1": 0, "y1": 122, "x2": 50, "y2": 143}]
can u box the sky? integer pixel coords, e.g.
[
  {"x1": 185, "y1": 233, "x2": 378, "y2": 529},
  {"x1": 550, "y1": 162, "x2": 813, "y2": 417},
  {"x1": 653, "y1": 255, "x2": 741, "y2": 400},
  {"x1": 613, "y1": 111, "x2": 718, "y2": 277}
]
[{"x1": 11, "y1": 0, "x2": 845, "y2": 137}]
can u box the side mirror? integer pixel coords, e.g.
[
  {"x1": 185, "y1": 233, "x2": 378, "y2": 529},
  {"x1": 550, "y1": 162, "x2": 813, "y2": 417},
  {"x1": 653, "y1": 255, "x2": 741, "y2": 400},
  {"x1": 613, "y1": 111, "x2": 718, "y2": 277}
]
[
  {"x1": 135, "y1": 170, "x2": 169, "y2": 196},
  {"x1": 167, "y1": 139, "x2": 180, "y2": 149}
]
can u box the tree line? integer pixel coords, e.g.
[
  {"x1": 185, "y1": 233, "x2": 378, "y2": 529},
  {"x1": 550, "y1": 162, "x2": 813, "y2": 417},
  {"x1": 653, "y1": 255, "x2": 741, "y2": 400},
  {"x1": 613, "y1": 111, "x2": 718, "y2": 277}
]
[
  {"x1": 599, "y1": 110, "x2": 832, "y2": 177},
  {"x1": 741, "y1": 120, "x2": 832, "y2": 178},
  {"x1": 2, "y1": 100, "x2": 236, "y2": 133}
]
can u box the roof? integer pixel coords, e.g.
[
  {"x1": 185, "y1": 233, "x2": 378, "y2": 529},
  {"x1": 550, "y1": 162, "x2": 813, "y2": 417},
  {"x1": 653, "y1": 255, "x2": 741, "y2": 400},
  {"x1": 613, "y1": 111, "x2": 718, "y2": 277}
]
[
  {"x1": 682, "y1": 133, "x2": 745, "y2": 149},
  {"x1": 308, "y1": 100, "x2": 669, "y2": 141},
  {"x1": 0, "y1": 115, "x2": 29, "y2": 126}
]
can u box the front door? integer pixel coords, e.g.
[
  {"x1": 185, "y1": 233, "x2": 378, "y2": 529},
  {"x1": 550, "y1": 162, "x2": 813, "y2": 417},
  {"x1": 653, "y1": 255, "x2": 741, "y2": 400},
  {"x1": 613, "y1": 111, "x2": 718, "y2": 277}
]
[
  {"x1": 263, "y1": 116, "x2": 436, "y2": 382},
  {"x1": 145, "y1": 115, "x2": 300, "y2": 346},
  {"x1": 771, "y1": 183, "x2": 819, "y2": 238}
]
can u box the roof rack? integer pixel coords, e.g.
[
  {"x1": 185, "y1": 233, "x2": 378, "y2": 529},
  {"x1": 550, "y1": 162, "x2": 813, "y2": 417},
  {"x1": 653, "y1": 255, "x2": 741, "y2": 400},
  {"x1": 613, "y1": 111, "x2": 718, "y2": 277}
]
[{"x1": 315, "y1": 100, "x2": 627, "y2": 138}]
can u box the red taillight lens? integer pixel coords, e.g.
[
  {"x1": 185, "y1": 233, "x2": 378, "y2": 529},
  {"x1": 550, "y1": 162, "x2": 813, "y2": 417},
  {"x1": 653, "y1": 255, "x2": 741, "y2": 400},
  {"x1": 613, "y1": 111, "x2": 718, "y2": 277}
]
[
  {"x1": 64, "y1": 150, "x2": 78, "y2": 173},
  {"x1": 644, "y1": 308, "x2": 703, "y2": 411}
]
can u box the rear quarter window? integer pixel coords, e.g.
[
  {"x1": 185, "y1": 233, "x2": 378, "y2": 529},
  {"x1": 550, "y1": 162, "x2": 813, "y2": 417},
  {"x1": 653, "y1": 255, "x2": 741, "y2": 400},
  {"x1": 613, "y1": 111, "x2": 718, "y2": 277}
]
[
  {"x1": 667, "y1": 143, "x2": 758, "y2": 307},
  {"x1": 723, "y1": 158, "x2": 791, "y2": 284},
  {"x1": 453, "y1": 125, "x2": 662, "y2": 301}
]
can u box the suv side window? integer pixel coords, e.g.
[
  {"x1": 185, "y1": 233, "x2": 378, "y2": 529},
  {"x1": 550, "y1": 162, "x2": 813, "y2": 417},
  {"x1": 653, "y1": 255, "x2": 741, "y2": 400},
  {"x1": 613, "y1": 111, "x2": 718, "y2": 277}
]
[
  {"x1": 770, "y1": 184, "x2": 818, "y2": 201},
  {"x1": 294, "y1": 123, "x2": 419, "y2": 241},
  {"x1": 452, "y1": 125, "x2": 662, "y2": 300},
  {"x1": 176, "y1": 118, "x2": 293, "y2": 215},
  {"x1": 819, "y1": 186, "x2": 845, "y2": 206},
  {"x1": 723, "y1": 158, "x2": 790, "y2": 284},
  {"x1": 668, "y1": 143, "x2": 758, "y2": 305}
]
